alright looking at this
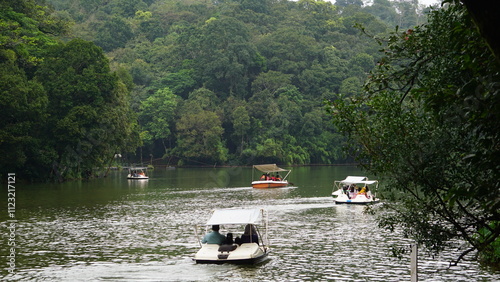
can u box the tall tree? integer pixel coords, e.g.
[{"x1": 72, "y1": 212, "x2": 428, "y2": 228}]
[
  {"x1": 187, "y1": 16, "x2": 262, "y2": 98},
  {"x1": 231, "y1": 105, "x2": 251, "y2": 155},
  {"x1": 0, "y1": 0, "x2": 65, "y2": 179},
  {"x1": 139, "y1": 87, "x2": 179, "y2": 153},
  {"x1": 36, "y1": 39, "x2": 140, "y2": 180},
  {"x1": 328, "y1": 3, "x2": 500, "y2": 266},
  {"x1": 94, "y1": 16, "x2": 134, "y2": 52},
  {"x1": 174, "y1": 88, "x2": 227, "y2": 164}
]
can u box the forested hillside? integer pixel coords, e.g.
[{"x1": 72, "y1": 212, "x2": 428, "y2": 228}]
[{"x1": 1, "y1": 0, "x2": 431, "y2": 179}]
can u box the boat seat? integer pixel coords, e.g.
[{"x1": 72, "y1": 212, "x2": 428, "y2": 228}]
[{"x1": 218, "y1": 244, "x2": 237, "y2": 253}]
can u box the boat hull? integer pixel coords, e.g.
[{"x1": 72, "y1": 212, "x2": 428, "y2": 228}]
[
  {"x1": 127, "y1": 174, "x2": 149, "y2": 180},
  {"x1": 194, "y1": 243, "x2": 268, "y2": 264},
  {"x1": 251, "y1": 180, "x2": 288, "y2": 189},
  {"x1": 334, "y1": 199, "x2": 380, "y2": 205},
  {"x1": 195, "y1": 253, "x2": 268, "y2": 264},
  {"x1": 332, "y1": 190, "x2": 379, "y2": 205}
]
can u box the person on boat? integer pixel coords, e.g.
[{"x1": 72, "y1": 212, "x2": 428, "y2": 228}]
[
  {"x1": 218, "y1": 232, "x2": 238, "y2": 252},
  {"x1": 260, "y1": 174, "x2": 266, "y2": 180},
  {"x1": 240, "y1": 224, "x2": 259, "y2": 244},
  {"x1": 201, "y1": 225, "x2": 226, "y2": 245},
  {"x1": 358, "y1": 186, "x2": 367, "y2": 195},
  {"x1": 342, "y1": 185, "x2": 350, "y2": 198},
  {"x1": 349, "y1": 185, "x2": 356, "y2": 199},
  {"x1": 275, "y1": 173, "x2": 282, "y2": 181},
  {"x1": 223, "y1": 232, "x2": 234, "y2": 245},
  {"x1": 364, "y1": 185, "x2": 371, "y2": 199}
]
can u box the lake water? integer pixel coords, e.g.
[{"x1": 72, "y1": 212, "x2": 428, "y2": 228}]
[{"x1": 1, "y1": 166, "x2": 498, "y2": 281}]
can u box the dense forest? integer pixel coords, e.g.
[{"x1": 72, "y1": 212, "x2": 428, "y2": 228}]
[{"x1": 0, "y1": 0, "x2": 434, "y2": 180}]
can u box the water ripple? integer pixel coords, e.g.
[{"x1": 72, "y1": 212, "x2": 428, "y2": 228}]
[{"x1": 1, "y1": 170, "x2": 498, "y2": 281}]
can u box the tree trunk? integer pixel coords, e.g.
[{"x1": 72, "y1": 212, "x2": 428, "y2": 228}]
[{"x1": 461, "y1": 0, "x2": 500, "y2": 63}]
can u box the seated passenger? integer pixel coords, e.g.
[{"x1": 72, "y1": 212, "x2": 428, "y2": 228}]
[
  {"x1": 223, "y1": 232, "x2": 234, "y2": 245},
  {"x1": 358, "y1": 186, "x2": 367, "y2": 195},
  {"x1": 240, "y1": 224, "x2": 259, "y2": 244},
  {"x1": 201, "y1": 225, "x2": 226, "y2": 245},
  {"x1": 218, "y1": 232, "x2": 237, "y2": 252},
  {"x1": 275, "y1": 173, "x2": 282, "y2": 181},
  {"x1": 349, "y1": 185, "x2": 356, "y2": 199}
]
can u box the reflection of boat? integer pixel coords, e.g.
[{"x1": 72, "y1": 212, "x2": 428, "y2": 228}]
[
  {"x1": 127, "y1": 168, "x2": 149, "y2": 179},
  {"x1": 193, "y1": 208, "x2": 269, "y2": 264},
  {"x1": 251, "y1": 164, "x2": 291, "y2": 188},
  {"x1": 331, "y1": 176, "x2": 379, "y2": 204}
]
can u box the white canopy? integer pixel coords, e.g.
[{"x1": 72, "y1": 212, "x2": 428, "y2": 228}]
[
  {"x1": 205, "y1": 209, "x2": 262, "y2": 225},
  {"x1": 338, "y1": 176, "x2": 377, "y2": 185},
  {"x1": 253, "y1": 164, "x2": 288, "y2": 173}
]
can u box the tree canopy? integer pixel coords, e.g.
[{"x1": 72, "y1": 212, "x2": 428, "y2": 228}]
[
  {"x1": 1, "y1": 0, "x2": 435, "y2": 175},
  {"x1": 37, "y1": 0, "x2": 432, "y2": 167},
  {"x1": 0, "y1": 1, "x2": 139, "y2": 180}
]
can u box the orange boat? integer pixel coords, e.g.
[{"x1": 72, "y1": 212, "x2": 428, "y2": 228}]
[{"x1": 251, "y1": 164, "x2": 292, "y2": 189}]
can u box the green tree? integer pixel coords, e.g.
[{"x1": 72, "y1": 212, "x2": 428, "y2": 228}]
[
  {"x1": 187, "y1": 16, "x2": 262, "y2": 98},
  {"x1": 335, "y1": 0, "x2": 363, "y2": 7},
  {"x1": 257, "y1": 27, "x2": 319, "y2": 75},
  {"x1": 106, "y1": 0, "x2": 148, "y2": 18},
  {"x1": 364, "y1": 0, "x2": 399, "y2": 27},
  {"x1": 174, "y1": 88, "x2": 227, "y2": 164},
  {"x1": 94, "y1": 16, "x2": 133, "y2": 52},
  {"x1": 0, "y1": 50, "x2": 49, "y2": 177},
  {"x1": 328, "y1": 4, "x2": 500, "y2": 266},
  {"x1": 339, "y1": 77, "x2": 361, "y2": 96},
  {"x1": 36, "y1": 39, "x2": 139, "y2": 180},
  {"x1": 232, "y1": 105, "x2": 251, "y2": 155},
  {"x1": 0, "y1": 0, "x2": 67, "y2": 179},
  {"x1": 139, "y1": 87, "x2": 179, "y2": 153}
]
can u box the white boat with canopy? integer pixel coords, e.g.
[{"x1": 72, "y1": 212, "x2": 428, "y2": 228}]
[
  {"x1": 251, "y1": 164, "x2": 292, "y2": 188},
  {"x1": 127, "y1": 167, "x2": 149, "y2": 179},
  {"x1": 193, "y1": 208, "x2": 269, "y2": 264},
  {"x1": 331, "y1": 176, "x2": 379, "y2": 204}
]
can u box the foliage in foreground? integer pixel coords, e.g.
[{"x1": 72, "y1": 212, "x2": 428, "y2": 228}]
[{"x1": 328, "y1": 3, "x2": 500, "y2": 267}]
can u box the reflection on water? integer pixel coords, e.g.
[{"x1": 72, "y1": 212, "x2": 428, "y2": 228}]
[{"x1": 1, "y1": 167, "x2": 498, "y2": 281}]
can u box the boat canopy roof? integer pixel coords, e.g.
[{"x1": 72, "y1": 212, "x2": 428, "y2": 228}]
[
  {"x1": 337, "y1": 176, "x2": 377, "y2": 185},
  {"x1": 253, "y1": 164, "x2": 288, "y2": 173},
  {"x1": 205, "y1": 209, "x2": 263, "y2": 225}
]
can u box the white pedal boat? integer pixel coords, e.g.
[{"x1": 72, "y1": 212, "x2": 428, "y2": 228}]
[{"x1": 193, "y1": 208, "x2": 269, "y2": 264}]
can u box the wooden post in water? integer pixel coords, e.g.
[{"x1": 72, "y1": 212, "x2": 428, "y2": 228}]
[{"x1": 411, "y1": 244, "x2": 418, "y2": 282}]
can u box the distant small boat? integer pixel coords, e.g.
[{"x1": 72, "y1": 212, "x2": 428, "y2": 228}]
[
  {"x1": 331, "y1": 176, "x2": 379, "y2": 205},
  {"x1": 127, "y1": 168, "x2": 149, "y2": 180},
  {"x1": 193, "y1": 208, "x2": 269, "y2": 264},
  {"x1": 251, "y1": 164, "x2": 292, "y2": 188}
]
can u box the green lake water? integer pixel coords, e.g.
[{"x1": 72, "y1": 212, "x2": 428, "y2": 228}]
[{"x1": 1, "y1": 166, "x2": 498, "y2": 281}]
